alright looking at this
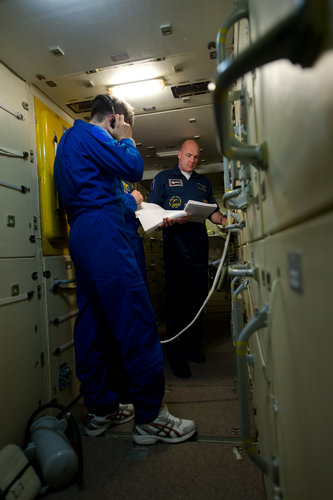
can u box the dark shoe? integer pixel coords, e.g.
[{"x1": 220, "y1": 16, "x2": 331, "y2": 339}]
[
  {"x1": 170, "y1": 361, "x2": 192, "y2": 378},
  {"x1": 188, "y1": 351, "x2": 206, "y2": 363}
]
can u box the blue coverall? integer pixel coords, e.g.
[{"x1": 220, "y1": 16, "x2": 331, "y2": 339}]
[
  {"x1": 148, "y1": 164, "x2": 219, "y2": 364},
  {"x1": 54, "y1": 120, "x2": 164, "y2": 423},
  {"x1": 122, "y1": 181, "x2": 147, "y2": 282}
]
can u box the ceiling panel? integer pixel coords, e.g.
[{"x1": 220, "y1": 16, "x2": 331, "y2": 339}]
[{"x1": 0, "y1": 0, "x2": 234, "y2": 180}]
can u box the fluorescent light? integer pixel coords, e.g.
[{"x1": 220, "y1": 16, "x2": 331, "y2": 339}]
[
  {"x1": 110, "y1": 65, "x2": 158, "y2": 85},
  {"x1": 109, "y1": 78, "x2": 165, "y2": 99},
  {"x1": 156, "y1": 150, "x2": 179, "y2": 158}
]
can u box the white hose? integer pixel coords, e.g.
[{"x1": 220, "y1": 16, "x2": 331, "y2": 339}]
[{"x1": 161, "y1": 222, "x2": 231, "y2": 344}]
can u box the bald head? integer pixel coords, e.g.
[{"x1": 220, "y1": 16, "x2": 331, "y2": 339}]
[{"x1": 178, "y1": 140, "x2": 200, "y2": 174}]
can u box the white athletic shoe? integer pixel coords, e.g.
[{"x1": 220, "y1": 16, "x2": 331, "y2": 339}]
[
  {"x1": 85, "y1": 403, "x2": 135, "y2": 437},
  {"x1": 132, "y1": 404, "x2": 197, "y2": 445}
]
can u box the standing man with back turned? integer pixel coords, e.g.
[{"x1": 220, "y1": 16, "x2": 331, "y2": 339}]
[
  {"x1": 54, "y1": 95, "x2": 196, "y2": 444},
  {"x1": 149, "y1": 139, "x2": 227, "y2": 378}
]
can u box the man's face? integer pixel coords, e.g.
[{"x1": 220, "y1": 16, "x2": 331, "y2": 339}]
[{"x1": 178, "y1": 141, "x2": 200, "y2": 173}]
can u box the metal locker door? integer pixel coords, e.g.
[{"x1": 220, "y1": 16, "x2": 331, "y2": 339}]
[
  {"x1": 0, "y1": 68, "x2": 37, "y2": 258},
  {"x1": 0, "y1": 258, "x2": 43, "y2": 448},
  {"x1": 264, "y1": 209, "x2": 333, "y2": 499},
  {"x1": 42, "y1": 255, "x2": 80, "y2": 407},
  {"x1": 214, "y1": 0, "x2": 332, "y2": 235},
  {"x1": 246, "y1": 0, "x2": 332, "y2": 234}
]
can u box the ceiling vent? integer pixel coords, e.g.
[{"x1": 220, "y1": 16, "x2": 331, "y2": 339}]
[
  {"x1": 171, "y1": 81, "x2": 210, "y2": 98},
  {"x1": 49, "y1": 46, "x2": 65, "y2": 57},
  {"x1": 110, "y1": 52, "x2": 129, "y2": 62},
  {"x1": 160, "y1": 24, "x2": 172, "y2": 36},
  {"x1": 66, "y1": 99, "x2": 94, "y2": 113}
]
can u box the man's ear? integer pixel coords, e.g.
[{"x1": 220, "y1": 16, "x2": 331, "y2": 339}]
[{"x1": 110, "y1": 114, "x2": 115, "y2": 128}]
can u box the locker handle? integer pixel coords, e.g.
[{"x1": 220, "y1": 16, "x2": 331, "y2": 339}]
[
  {"x1": 214, "y1": 0, "x2": 329, "y2": 169},
  {"x1": 50, "y1": 278, "x2": 76, "y2": 294},
  {"x1": 236, "y1": 303, "x2": 279, "y2": 484},
  {"x1": 216, "y1": 0, "x2": 249, "y2": 64},
  {"x1": 0, "y1": 290, "x2": 34, "y2": 307}
]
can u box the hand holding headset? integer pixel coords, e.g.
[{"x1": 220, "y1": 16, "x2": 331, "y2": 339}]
[{"x1": 93, "y1": 94, "x2": 134, "y2": 143}]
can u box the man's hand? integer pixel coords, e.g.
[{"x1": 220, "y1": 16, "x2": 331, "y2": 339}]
[
  {"x1": 158, "y1": 214, "x2": 191, "y2": 229},
  {"x1": 131, "y1": 189, "x2": 144, "y2": 207},
  {"x1": 210, "y1": 211, "x2": 228, "y2": 227},
  {"x1": 108, "y1": 114, "x2": 134, "y2": 143},
  {"x1": 175, "y1": 213, "x2": 191, "y2": 224}
]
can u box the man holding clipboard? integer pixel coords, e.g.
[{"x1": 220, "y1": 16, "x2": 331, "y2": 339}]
[{"x1": 149, "y1": 139, "x2": 227, "y2": 378}]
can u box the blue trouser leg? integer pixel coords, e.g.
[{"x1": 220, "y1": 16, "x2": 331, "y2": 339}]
[
  {"x1": 164, "y1": 227, "x2": 208, "y2": 362},
  {"x1": 70, "y1": 211, "x2": 164, "y2": 424}
]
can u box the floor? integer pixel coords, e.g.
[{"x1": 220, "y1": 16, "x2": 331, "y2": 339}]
[{"x1": 46, "y1": 291, "x2": 267, "y2": 500}]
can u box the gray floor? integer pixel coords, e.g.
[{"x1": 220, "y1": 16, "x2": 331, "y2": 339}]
[{"x1": 47, "y1": 292, "x2": 266, "y2": 500}]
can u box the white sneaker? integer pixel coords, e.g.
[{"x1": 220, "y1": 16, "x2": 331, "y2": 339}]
[
  {"x1": 132, "y1": 404, "x2": 197, "y2": 445},
  {"x1": 85, "y1": 403, "x2": 135, "y2": 437}
]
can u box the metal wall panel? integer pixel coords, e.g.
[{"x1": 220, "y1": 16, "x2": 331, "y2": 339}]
[
  {"x1": 249, "y1": 0, "x2": 296, "y2": 41},
  {"x1": 238, "y1": 239, "x2": 267, "y2": 318},
  {"x1": 0, "y1": 158, "x2": 36, "y2": 257},
  {"x1": 0, "y1": 62, "x2": 44, "y2": 448},
  {"x1": 261, "y1": 210, "x2": 333, "y2": 499},
  {"x1": 0, "y1": 72, "x2": 33, "y2": 149},
  {"x1": 42, "y1": 256, "x2": 80, "y2": 407},
  {"x1": 228, "y1": 2, "x2": 333, "y2": 497},
  {"x1": 246, "y1": 0, "x2": 333, "y2": 233},
  {"x1": 258, "y1": 53, "x2": 333, "y2": 233},
  {"x1": 233, "y1": 21, "x2": 265, "y2": 245},
  {"x1": 0, "y1": 258, "x2": 42, "y2": 447},
  {"x1": 0, "y1": 67, "x2": 38, "y2": 258}
]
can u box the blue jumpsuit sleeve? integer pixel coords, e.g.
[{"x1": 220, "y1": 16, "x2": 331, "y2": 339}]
[
  {"x1": 123, "y1": 192, "x2": 137, "y2": 214},
  {"x1": 84, "y1": 127, "x2": 144, "y2": 182},
  {"x1": 148, "y1": 172, "x2": 165, "y2": 206},
  {"x1": 206, "y1": 180, "x2": 220, "y2": 216}
]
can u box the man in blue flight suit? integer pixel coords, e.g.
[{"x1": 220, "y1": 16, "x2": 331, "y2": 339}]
[
  {"x1": 54, "y1": 95, "x2": 196, "y2": 444},
  {"x1": 149, "y1": 139, "x2": 227, "y2": 378}
]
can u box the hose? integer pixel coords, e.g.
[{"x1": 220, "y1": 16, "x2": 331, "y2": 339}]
[{"x1": 161, "y1": 228, "x2": 231, "y2": 344}]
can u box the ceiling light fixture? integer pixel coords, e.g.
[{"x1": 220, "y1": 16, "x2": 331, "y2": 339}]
[
  {"x1": 108, "y1": 78, "x2": 165, "y2": 99},
  {"x1": 156, "y1": 150, "x2": 179, "y2": 158}
]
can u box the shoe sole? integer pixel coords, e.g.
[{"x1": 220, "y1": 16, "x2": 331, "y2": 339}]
[
  {"x1": 85, "y1": 414, "x2": 134, "y2": 436},
  {"x1": 132, "y1": 428, "x2": 196, "y2": 445},
  {"x1": 111, "y1": 414, "x2": 135, "y2": 426},
  {"x1": 84, "y1": 425, "x2": 111, "y2": 437}
]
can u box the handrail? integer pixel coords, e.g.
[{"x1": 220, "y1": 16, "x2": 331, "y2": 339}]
[
  {"x1": 216, "y1": 0, "x2": 249, "y2": 64},
  {"x1": 0, "y1": 180, "x2": 30, "y2": 193},
  {"x1": 231, "y1": 277, "x2": 248, "y2": 344},
  {"x1": 236, "y1": 303, "x2": 279, "y2": 484},
  {"x1": 214, "y1": 0, "x2": 329, "y2": 169},
  {"x1": 50, "y1": 278, "x2": 76, "y2": 294}
]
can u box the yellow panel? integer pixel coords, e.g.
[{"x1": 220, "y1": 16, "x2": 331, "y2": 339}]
[{"x1": 35, "y1": 98, "x2": 71, "y2": 255}]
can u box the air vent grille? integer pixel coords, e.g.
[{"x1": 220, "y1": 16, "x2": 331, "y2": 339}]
[
  {"x1": 171, "y1": 81, "x2": 210, "y2": 98},
  {"x1": 66, "y1": 99, "x2": 94, "y2": 113}
]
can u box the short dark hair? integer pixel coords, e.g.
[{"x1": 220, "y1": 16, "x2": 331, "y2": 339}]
[{"x1": 90, "y1": 94, "x2": 135, "y2": 126}]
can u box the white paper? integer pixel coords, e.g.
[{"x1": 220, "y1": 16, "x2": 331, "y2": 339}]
[
  {"x1": 135, "y1": 200, "x2": 217, "y2": 234},
  {"x1": 135, "y1": 202, "x2": 186, "y2": 234},
  {"x1": 184, "y1": 200, "x2": 217, "y2": 223}
]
